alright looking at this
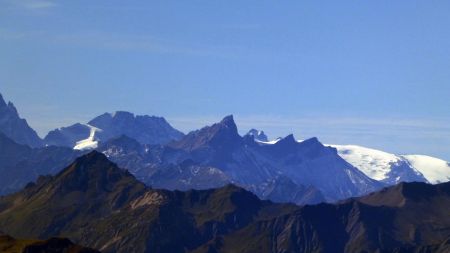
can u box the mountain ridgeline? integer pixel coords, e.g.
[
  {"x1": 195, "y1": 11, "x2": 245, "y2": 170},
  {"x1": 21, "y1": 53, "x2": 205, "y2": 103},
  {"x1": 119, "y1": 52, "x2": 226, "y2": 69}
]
[
  {"x1": 44, "y1": 111, "x2": 184, "y2": 148},
  {"x1": 1, "y1": 92, "x2": 450, "y2": 204},
  {"x1": 99, "y1": 115, "x2": 382, "y2": 204},
  {"x1": 0, "y1": 151, "x2": 448, "y2": 253}
]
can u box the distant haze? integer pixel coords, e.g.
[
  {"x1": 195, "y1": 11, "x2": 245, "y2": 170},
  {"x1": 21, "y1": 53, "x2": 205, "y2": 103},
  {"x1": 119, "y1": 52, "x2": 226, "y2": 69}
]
[{"x1": 1, "y1": 1, "x2": 449, "y2": 160}]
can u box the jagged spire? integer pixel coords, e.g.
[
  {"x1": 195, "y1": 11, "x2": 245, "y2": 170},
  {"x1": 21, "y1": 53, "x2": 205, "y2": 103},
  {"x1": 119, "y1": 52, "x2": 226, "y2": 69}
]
[
  {"x1": 220, "y1": 115, "x2": 237, "y2": 127},
  {"x1": 0, "y1": 93, "x2": 6, "y2": 108}
]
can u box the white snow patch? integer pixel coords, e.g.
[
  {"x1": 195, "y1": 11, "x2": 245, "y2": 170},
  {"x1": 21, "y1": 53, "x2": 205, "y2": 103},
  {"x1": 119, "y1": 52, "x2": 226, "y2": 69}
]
[
  {"x1": 327, "y1": 144, "x2": 401, "y2": 181},
  {"x1": 262, "y1": 137, "x2": 450, "y2": 184},
  {"x1": 73, "y1": 124, "x2": 102, "y2": 150},
  {"x1": 256, "y1": 137, "x2": 282, "y2": 145},
  {"x1": 401, "y1": 155, "x2": 450, "y2": 184}
]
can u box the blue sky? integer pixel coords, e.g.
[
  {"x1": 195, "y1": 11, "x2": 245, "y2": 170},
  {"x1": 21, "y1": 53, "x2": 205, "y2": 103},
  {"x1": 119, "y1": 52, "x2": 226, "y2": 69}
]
[{"x1": 1, "y1": 0, "x2": 449, "y2": 160}]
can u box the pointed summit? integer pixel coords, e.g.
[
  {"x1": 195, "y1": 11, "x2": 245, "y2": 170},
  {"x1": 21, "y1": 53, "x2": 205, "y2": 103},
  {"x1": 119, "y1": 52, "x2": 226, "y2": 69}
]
[
  {"x1": 275, "y1": 134, "x2": 297, "y2": 146},
  {"x1": 0, "y1": 93, "x2": 42, "y2": 147},
  {"x1": 48, "y1": 151, "x2": 143, "y2": 196},
  {"x1": 169, "y1": 115, "x2": 241, "y2": 152},
  {"x1": 220, "y1": 114, "x2": 235, "y2": 124},
  {"x1": 217, "y1": 115, "x2": 239, "y2": 134},
  {"x1": 0, "y1": 93, "x2": 6, "y2": 107}
]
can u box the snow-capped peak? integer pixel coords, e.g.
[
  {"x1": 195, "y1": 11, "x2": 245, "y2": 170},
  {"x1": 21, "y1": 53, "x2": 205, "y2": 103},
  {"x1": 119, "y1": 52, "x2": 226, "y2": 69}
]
[
  {"x1": 326, "y1": 144, "x2": 450, "y2": 185},
  {"x1": 259, "y1": 137, "x2": 449, "y2": 185},
  {"x1": 401, "y1": 155, "x2": 450, "y2": 184},
  {"x1": 328, "y1": 144, "x2": 403, "y2": 181}
]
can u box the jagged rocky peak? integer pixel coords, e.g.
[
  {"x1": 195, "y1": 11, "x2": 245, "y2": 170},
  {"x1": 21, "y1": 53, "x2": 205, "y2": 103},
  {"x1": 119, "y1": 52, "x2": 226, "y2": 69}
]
[
  {"x1": 205, "y1": 115, "x2": 241, "y2": 142},
  {"x1": 246, "y1": 129, "x2": 269, "y2": 142},
  {"x1": 170, "y1": 115, "x2": 242, "y2": 151},
  {"x1": 216, "y1": 115, "x2": 240, "y2": 136},
  {"x1": 0, "y1": 92, "x2": 42, "y2": 148},
  {"x1": 273, "y1": 134, "x2": 298, "y2": 147},
  {"x1": 218, "y1": 114, "x2": 239, "y2": 132},
  {"x1": 0, "y1": 93, "x2": 7, "y2": 108},
  {"x1": 0, "y1": 93, "x2": 20, "y2": 117}
]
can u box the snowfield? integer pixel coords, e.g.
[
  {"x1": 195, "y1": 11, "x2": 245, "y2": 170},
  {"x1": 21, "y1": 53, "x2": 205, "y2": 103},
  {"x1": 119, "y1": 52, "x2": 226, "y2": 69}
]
[
  {"x1": 279, "y1": 139, "x2": 450, "y2": 185},
  {"x1": 325, "y1": 144, "x2": 449, "y2": 184},
  {"x1": 401, "y1": 155, "x2": 450, "y2": 184},
  {"x1": 74, "y1": 124, "x2": 102, "y2": 150}
]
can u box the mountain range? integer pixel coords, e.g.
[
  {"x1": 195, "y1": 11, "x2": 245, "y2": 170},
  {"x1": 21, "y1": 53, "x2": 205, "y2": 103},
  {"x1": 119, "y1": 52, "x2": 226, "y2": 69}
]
[
  {"x1": 254, "y1": 136, "x2": 450, "y2": 185},
  {"x1": 1, "y1": 91, "x2": 450, "y2": 252},
  {"x1": 0, "y1": 151, "x2": 448, "y2": 253},
  {"x1": 0, "y1": 92, "x2": 449, "y2": 205},
  {"x1": 44, "y1": 111, "x2": 184, "y2": 149},
  {"x1": 98, "y1": 115, "x2": 382, "y2": 203}
]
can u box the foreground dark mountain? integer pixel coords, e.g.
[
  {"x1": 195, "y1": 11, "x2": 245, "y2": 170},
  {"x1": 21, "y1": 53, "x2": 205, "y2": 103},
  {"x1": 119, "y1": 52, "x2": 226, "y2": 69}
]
[
  {"x1": 0, "y1": 152, "x2": 448, "y2": 253},
  {"x1": 0, "y1": 93, "x2": 42, "y2": 148},
  {"x1": 0, "y1": 152, "x2": 296, "y2": 252},
  {"x1": 0, "y1": 232, "x2": 99, "y2": 253},
  {"x1": 0, "y1": 133, "x2": 81, "y2": 195},
  {"x1": 100, "y1": 115, "x2": 382, "y2": 203},
  {"x1": 44, "y1": 111, "x2": 184, "y2": 148}
]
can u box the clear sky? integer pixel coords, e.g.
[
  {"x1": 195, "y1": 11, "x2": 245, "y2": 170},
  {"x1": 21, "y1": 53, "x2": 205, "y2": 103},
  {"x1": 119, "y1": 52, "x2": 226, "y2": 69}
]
[{"x1": 1, "y1": 1, "x2": 449, "y2": 160}]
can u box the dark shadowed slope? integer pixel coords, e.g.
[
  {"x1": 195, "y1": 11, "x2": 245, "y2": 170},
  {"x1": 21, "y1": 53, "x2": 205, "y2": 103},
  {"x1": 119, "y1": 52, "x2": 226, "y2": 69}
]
[
  {"x1": 0, "y1": 133, "x2": 81, "y2": 195},
  {"x1": 0, "y1": 152, "x2": 449, "y2": 253},
  {"x1": 0, "y1": 152, "x2": 295, "y2": 252},
  {"x1": 0, "y1": 232, "x2": 99, "y2": 253}
]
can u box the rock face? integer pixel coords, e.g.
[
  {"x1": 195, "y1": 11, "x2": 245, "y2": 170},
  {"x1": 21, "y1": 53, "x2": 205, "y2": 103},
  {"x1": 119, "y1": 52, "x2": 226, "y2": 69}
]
[
  {"x1": 44, "y1": 123, "x2": 92, "y2": 148},
  {"x1": 0, "y1": 93, "x2": 42, "y2": 148},
  {"x1": 88, "y1": 111, "x2": 184, "y2": 145},
  {"x1": 0, "y1": 152, "x2": 448, "y2": 253},
  {"x1": 44, "y1": 111, "x2": 184, "y2": 148}
]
